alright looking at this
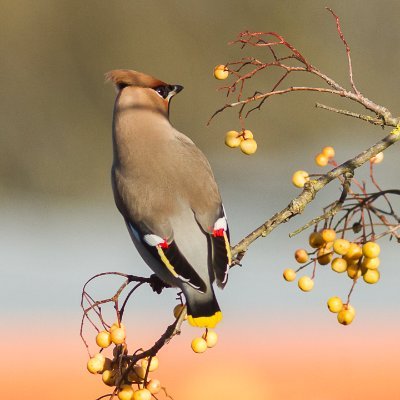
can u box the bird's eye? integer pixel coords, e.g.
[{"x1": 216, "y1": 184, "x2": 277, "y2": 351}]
[{"x1": 154, "y1": 86, "x2": 168, "y2": 99}]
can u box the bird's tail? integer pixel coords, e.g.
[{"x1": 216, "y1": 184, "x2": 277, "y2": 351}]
[{"x1": 183, "y1": 285, "x2": 222, "y2": 329}]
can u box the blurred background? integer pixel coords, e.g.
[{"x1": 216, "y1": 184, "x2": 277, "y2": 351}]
[{"x1": 2, "y1": 1, "x2": 400, "y2": 399}]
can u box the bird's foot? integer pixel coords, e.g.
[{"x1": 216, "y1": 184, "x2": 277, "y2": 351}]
[{"x1": 149, "y1": 274, "x2": 170, "y2": 294}]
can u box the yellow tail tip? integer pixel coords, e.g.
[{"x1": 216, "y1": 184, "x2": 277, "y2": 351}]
[{"x1": 187, "y1": 311, "x2": 223, "y2": 328}]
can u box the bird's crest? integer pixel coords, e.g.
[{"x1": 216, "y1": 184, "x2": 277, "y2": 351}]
[{"x1": 105, "y1": 69, "x2": 166, "y2": 90}]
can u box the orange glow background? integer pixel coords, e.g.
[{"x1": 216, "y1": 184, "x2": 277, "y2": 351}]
[{"x1": 3, "y1": 316, "x2": 400, "y2": 399}]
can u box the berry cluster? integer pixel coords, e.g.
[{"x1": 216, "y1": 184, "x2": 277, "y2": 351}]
[
  {"x1": 284, "y1": 146, "x2": 392, "y2": 326},
  {"x1": 283, "y1": 230, "x2": 381, "y2": 325},
  {"x1": 86, "y1": 322, "x2": 161, "y2": 400},
  {"x1": 224, "y1": 129, "x2": 257, "y2": 155}
]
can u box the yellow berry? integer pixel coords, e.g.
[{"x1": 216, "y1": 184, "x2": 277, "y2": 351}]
[
  {"x1": 118, "y1": 385, "x2": 134, "y2": 400},
  {"x1": 127, "y1": 369, "x2": 144, "y2": 383},
  {"x1": 240, "y1": 138, "x2": 257, "y2": 155},
  {"x1": 141, "y1": 356, "x2": 159, "y2": 372},
  {"x1": 110, "y1": 327, "x2": 126, "y2": 345},
  {"x1": 331, "y1": 257, "x2": 348, "y2": 273},
  {"x1": 146, "y1": 379, "x2": 161, "y2": 395},
  {"x1": 133, "y1": 389, "x2": 152, "y2": 400},
  {"x1": 337, "y1": 305, "x2": 355, "y2": 325},
  {"x1": 242, "y1": 129, "x2": 254, "y2": 139},
  {"x1": 298, "y1": 276, "x2": 314, "y2": 292},
  {"x1": 362, "y1": 242, "x2": 381, "y2": 258},
  {"x1": 294, "y1": 249, "x2": 309, "y2": 263},
  {"x1": 173, "y1": 304, "x2": 186, "y2": 319},
  {"x1": 225, "y1": 131, "x2": 241, "y2": 148},
  {"x1": 370, "y1": 152, "x2": 384, "y2": 164},
  {"x1": 322, "y1": 146, "x2": 335, "y2": 159},
  {"x1": 96, "y1": 330, "x2": 112, "y2": 348},
  {"x1": 110, "y1": 322, "x2": 126, "y2": 332},
  {"x1": 315, "y1": 153, "x2": 329, "y2": 167},
  {"x1": 309, "y1": 232, "x2": 324, "y2": 248},
  {"x1": 191, "y1": 337, "x2": 208, "y2": 353},
  {"x1": 347, "y1": 263, "x2": 361, "y2": 279},
  {"x1": 363, "y1": 268, "x2": 380, "y2": 284},
  {"x1": 87, "y1": 357, "x2": 103, "y2": 374},
  {"x1": 361, "y1": 256, "x2": 380, "y2": 270},
  {"x1": 214, "y1": 65, "x2": 229, "y2": 80},
  {"x1": 317, "y1": 247, "x2": 333, "y2": 265},
  {"x1": 283, "y1": 268, "x2": 296, "y2": 282},
  {"x1": 133, "y1": 365, "x2": 146, "y2": 380},
  {"x1": 333, "y1": 239, "x2": 351, "y2": 255},
  {"x1": 102, "y1": 369, "x2": 116, "y2": 386},
  {"x1": 202, "y1": 330, "x2": 218, "y2": 348},
  {"x1": 321, "y1": 228, "x2": 336, "y2": 243},
  {"x1": 345, "y1": 243, "x2": 363, "y2": 261},
  {"x1": 291, "y1": 170, "x2": 309, "y2": 188},
  {"x1": 327, "y1": 296, "x2": 343, "y2": 313}
]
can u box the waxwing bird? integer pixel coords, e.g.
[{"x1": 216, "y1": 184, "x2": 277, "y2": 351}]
[{"x1": 106, "y1": 69, "x2": 232, "y2": 328}]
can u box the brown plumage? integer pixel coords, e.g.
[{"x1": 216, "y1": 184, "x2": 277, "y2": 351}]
[{"x1": 107, "y1": 69, "x2": 232, "y2": 328}]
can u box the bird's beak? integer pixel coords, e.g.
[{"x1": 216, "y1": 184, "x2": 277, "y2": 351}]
[{"x1": 172, "y1": 84, "x2": 184, "y2": 94}]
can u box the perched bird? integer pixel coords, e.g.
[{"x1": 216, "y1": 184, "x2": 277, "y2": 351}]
[{"x1": 106, "y1": 70, "x2": 232, "y2": 328}]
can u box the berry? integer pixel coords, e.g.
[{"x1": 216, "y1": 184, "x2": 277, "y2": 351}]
[
  {"x1": 362, "y1": 242, "x2": 380, "y2": 258},
  {"x1": 127, "y1": 369, "x2": 144, "y2": 383},
  {"x1": 337, "y1": 305, "x2": 355, "y2": 325},
  {"x1": 202, "y1": 330, "x2": 218, "y2": 348},
  {"x1": 191, "y1": 337, "x2": 208, "y2": 353},
  {"x1": 110, "y1": 322, "x2": 126, "y2": 332},
  {"x1": 141, "y1": 356, "x2": 159, "y2": 372},
  {"x1": 347, "y1": 263, "x2": 361, "y2": 279},
  {"x1": 118, "y1": 385, "x2": 134, "y2": 400},
  {"x1": 240, "y1": 138, "x2": 257, "y2": 155},
  {"x1": 370, "y1": 152, "x2": 384, "y2": 164},
  {"x1": 322, "y1": 146, "x2": 335, "y2": 159},
  {"x1": 321, "y1": 229, "x2": 336, "y2": 243},
  {"x1": 333, "y1": 239, "x2": 350, "y2": 255},
  {"x1": 292, "y1": 170, "x2": 309, "y2": 188},
  {"x1": 315, "y1": 153, "x2": 329, "y2": 167},
  {"x1": 283, "y1": 268, "x2": 296, "y2": 282},
  {"x1": 242, "y1": 129, "x2": 254, "y2": 139},
  {"x1": 214, "y1": 65, "x2": 229, "y2": 80},
  {"x1": 173, "y1": 304, "x2": 186, "y2": 319},
  {"x1": 102, "y1": 369, "x2": 116, "y2": 386},
  {"x1": 345, "y1": 243, "x2": 362, "y2": 261},
  {"x1": 110, "y1": 328, "x2": 126, "y2": 345},
  {"x1": 331, "y1": 257, "x2": 347, "y2": 273},
  {"x1": 87, "y1": 357, "x2": 103, "y2": 374},
  {"x1": 225, "y1": 131, "x2": 241, "y2": 148},
  {"x1": 146, "y1": 379, "x2": 161, "y2": 395},
  {"x1": 133, "y1": 389, "x2": 152, "y2": 400},
  {"x1": 96, "y1": 330, "x2": 112, "y2": 348},
  {"x1": 294, "y1": 249, "x2": 309, "y2": 263},
  {"x1": 133, "y1": 365, "x2": 146, "y2": 380},
  {"x1": 361, "y1": 257, "x2": 380, "y2": 270},
  {"x1": 327, "y1": 296, "x2": 343, "y2": 313},
  {"x1": 317, "y1": 247, "x2": 333, "y2": 265},
  {"x1": 363, "y1": 268, "x2": 380, "y2": 284},
  {"x1": 309, "y1": 232, "x2": 324, "y2": 248},
  {"x1": 298, "y1": 276, "x2": 314, "y2": 292}
]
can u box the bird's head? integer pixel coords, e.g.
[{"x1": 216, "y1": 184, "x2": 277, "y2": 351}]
[{"x1": 105, "y1": 69, "x2": 183, "y2": 118}]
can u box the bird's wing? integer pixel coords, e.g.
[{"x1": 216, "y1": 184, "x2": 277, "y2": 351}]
[
  {"x1": 172, "y1": 134, "x2": 232, "y2": 288},
  {"x1": 126, "y1": 219, "x2": 207, "y2": 293}
]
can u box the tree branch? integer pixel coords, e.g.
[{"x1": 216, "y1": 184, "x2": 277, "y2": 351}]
[{"x1": 231, "y1": 125, "x2": 400, "y2": 259}]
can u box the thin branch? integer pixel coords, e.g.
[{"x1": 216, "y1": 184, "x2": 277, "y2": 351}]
[{"x1": 315, "y1": 103, "x2": 385, "y2": 126}]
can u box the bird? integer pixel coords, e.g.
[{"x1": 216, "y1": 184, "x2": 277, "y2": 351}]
[{"x1": 105, "y1": 69, "x2": 232, "y2": 329}]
